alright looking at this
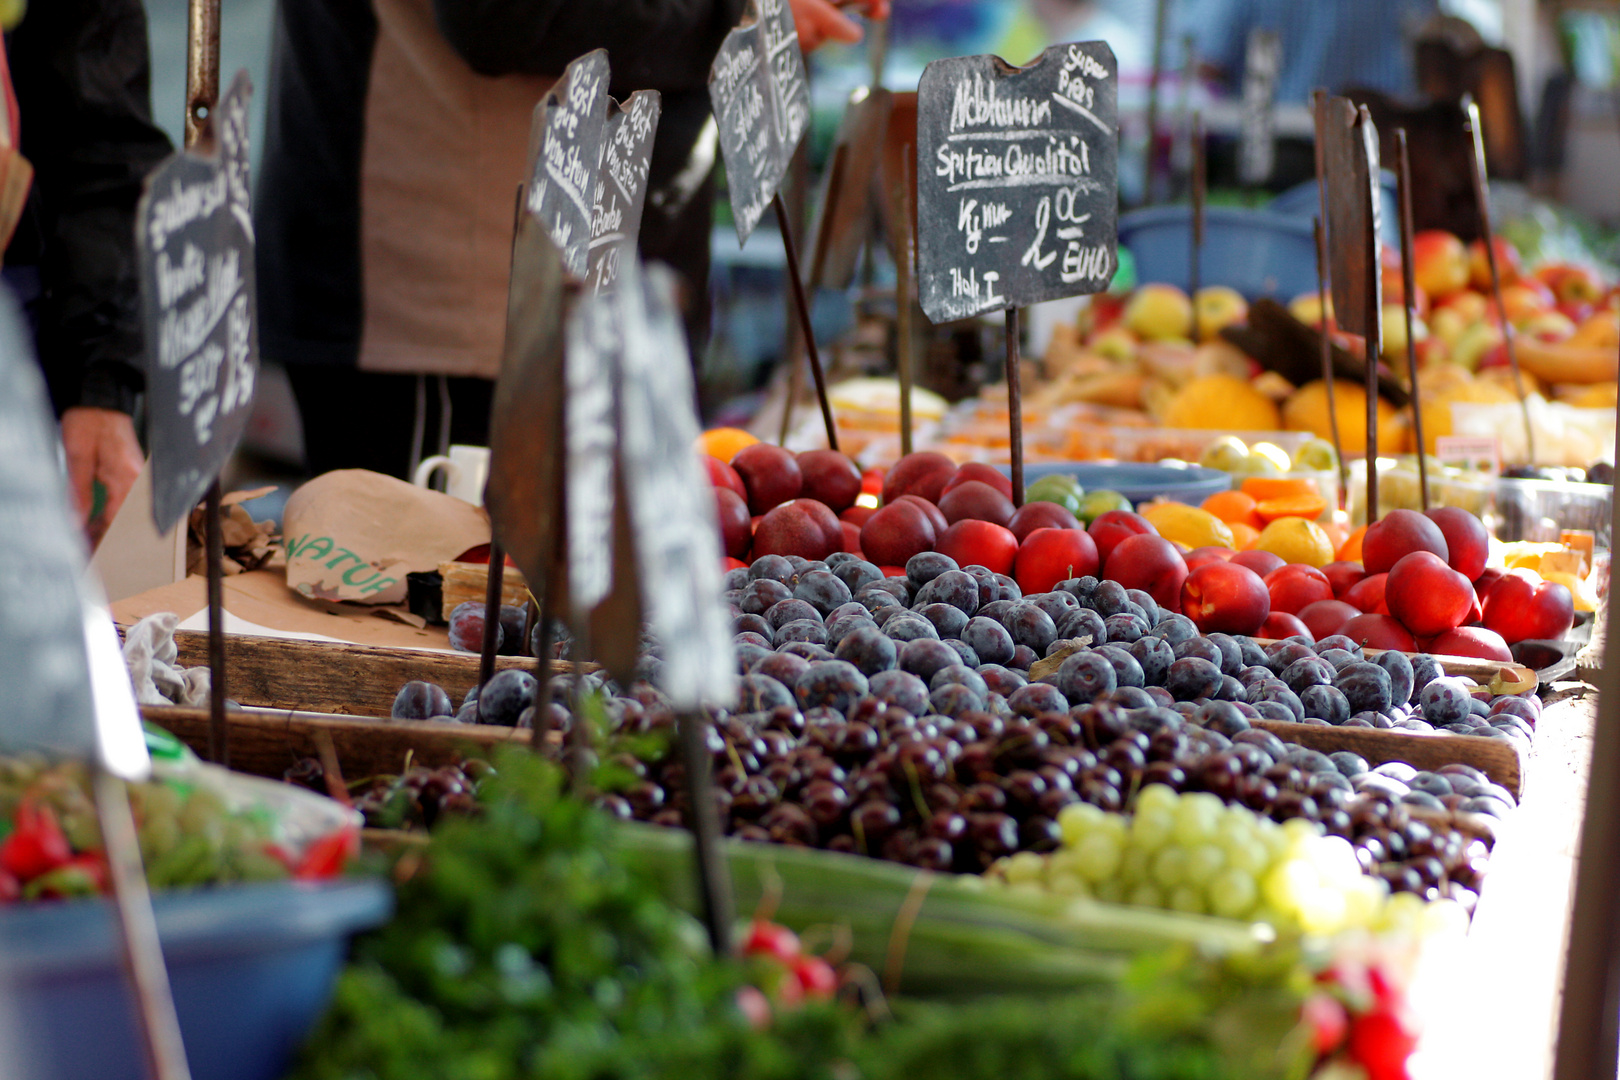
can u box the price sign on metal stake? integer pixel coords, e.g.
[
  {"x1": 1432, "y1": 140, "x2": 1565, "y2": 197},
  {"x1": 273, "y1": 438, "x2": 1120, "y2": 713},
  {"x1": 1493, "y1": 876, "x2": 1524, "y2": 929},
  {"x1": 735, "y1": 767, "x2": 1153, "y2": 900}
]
[
  {"x1": 586, "y1": 89, "x2": 662, "y2": 294},
  {"x1": 1238, "y1": 29, "x2": 1281, "y2": 188},
  {"x1": 139, "y1": 72, "x2": 258, "y2": 533},
  {"x1": 915, "y1": 42, "x2": 1119, "y2": 324},
  {"x1": 526, "y1": 50, "x2": 611, "y2": 280}
]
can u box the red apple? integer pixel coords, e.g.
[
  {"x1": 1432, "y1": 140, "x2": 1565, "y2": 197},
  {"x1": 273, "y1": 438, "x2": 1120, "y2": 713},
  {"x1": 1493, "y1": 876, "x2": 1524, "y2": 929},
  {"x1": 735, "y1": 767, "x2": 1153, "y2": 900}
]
[
  {"x1": 859, "y1": 500, "x2": 937, "y2": 567},
  {"x1": 1385, "y1": 550, "x2": 1473, "y2": 636},
  {"x1": 713, "y1": 486, "x2": 753, "y2": 559},
  {"x1": 1343, "y1": 573, "x2": 1389, "y2": 615},
  {"x1": 732, "y1": 443, "x2": 803, "y2": 515},
  {"x1": 752, "y1": 499, "x2": 837, "y2": 561},
  {"x1": 940, "y1": 462, "x2": 1014, "y2": 501},
  {"x1": 702, "y1": 454, "x2": 747, "y2": 500},
  {"x1": 1264, "y1": 564, "x2": 1335, "y2": 615},
  {"x1": 1481, "y1": 568, "x2": 1576, "y2": 643},
  {"x1": 1088, "y1": 510, "x2": 1158, "y2": 566},
  {"x1": 1104, "y1": 533, "x2": 1188, "y2": 612},
  {"x1": 936, "y1": 519, "x2": 1019, "y2": 577},
  {"x1": 1231, "y1": 549, "x2": 1287, "y2": 577},
  {"x1": 1014, "y1": 527, "x2": 1101, "y2": 595},
  {"x1": 1424, "y1": 506, "x2": 1489, "y2": 581},
  {"x1": 1184, "y1": 546, "x2": 1236, "y2": 572},
  {"x1": 893, "y1": 494, "x2": 948, "y2": 537},
  {"x1": 1338, "y1": 613, "x2": 1417, "y2": 653},
  {"x1": 1322, "y1": 561, "x2": 1368, "y2": 598},
  {"x1": 938, "y1": 480, "x2": 1016, "y2": 527},
  {"x1": 1361, "y1": 508, "x2": 1450, "y2": 575},
  {"x1": 1261, "y1": 611, "x2": 1312, "y2": 641},
  {"x1": 797, "y1": 449, "x2": 863, "y2": 512},
  {"x1": 1181, "y1": 561, "x2": 1271, "y2": 635},
  {"x1": 1007, "y1": 500, "x2": 1083, "y2": 541},
  {"x1": 840, "y1": 505, "x2": 877, "y2": 529},
  {"x1": 1422, "y1": 626, "x2": 1513, "y2": 662},
  {"x1": 882, "y1": 452, "x2": 957, "y2": 504},
  {"x1": 1297, "y1": 599, "x2": 1361, "y2": 640}
]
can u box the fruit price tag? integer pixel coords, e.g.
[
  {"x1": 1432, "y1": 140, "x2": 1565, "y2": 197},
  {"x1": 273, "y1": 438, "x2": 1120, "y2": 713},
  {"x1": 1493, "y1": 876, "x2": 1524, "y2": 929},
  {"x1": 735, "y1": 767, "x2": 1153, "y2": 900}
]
[
  {"x1": 586, "y1": 89, "x2": 662, "y2": 294},
  {"x1": 615, "y1": 263, "x2": 738, "y2": 709},
  {"x1": 1435, "y1": 435, "x2": 1500, "y2": 476},
  {"x1": 138, "y1": 71, "x2": 258, "y2": 533},
  {"x1": 1320, "y1": 96, "x2": 1382, "y2": 344},
  {"x1": 709, "y1": 0, "x2": 812, "y2": 245},
  {"x1": 563, "y1": 285, "x2": 620, "y2": 611},
  {"x1": 915, "y1": 42, "x2": 1119, "y2": 324},
  {"x1": 1237, "y1": 29, "x2": 1280, "y2": 187},
  {"x1": 526, "y1": 50, "x2": 611, "y2": 280},
  {"x1": 484, "y1": 212, "x2": 572, "y2": 603},
  {"x1": 0, "y1": 294, "x2": 146, "y2": 776}
]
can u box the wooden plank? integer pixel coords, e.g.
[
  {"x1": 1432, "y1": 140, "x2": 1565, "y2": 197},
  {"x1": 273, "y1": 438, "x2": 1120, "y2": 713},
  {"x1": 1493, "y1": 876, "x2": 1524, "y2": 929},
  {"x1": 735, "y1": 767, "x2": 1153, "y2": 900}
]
[
  {"x1": 1254, "y1": 719, "x2": 1527, "y2": 797},
  {"x1": 164, "y1": 631, "x2": 574, "y2": 719},
  {"x1": 142, "y1": 704, "x2": 542, "y2": 781}
]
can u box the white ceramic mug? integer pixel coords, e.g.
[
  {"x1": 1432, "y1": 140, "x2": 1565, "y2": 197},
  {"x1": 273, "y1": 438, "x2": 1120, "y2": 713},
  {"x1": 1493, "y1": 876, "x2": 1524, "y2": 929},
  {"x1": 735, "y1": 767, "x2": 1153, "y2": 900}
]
[{"x1": 413, "y1": 444, "x2": 490, "y2": 505}]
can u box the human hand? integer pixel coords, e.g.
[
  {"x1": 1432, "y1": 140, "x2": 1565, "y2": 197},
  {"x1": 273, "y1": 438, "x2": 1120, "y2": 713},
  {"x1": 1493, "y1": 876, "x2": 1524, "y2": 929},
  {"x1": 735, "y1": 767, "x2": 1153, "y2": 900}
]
[
  {"x1": 60, "y1": 406, "x2": 144, "y2": 549},
  {"x1": 790, "y1": 0, "x2": 889, "y2": 54}
]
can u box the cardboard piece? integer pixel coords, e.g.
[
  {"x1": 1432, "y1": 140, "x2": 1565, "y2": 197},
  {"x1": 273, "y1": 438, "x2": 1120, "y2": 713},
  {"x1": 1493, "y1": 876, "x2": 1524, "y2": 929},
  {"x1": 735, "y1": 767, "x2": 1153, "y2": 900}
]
[
  {"x1": 111, "y1": 568, "x2": 453, "y2": 650},
  {"x1": 138, "y1": 72, "x2": 260, "y2": 533},
  {"x1": 915, "y1": 42, "x2": 1120, "y2": 324},
  {"x1": 282, "y1": 470, "x2": 490, "y2": 606},
  {"x1": 88, "y1": 462, "x2": 188, "y2": 604}
]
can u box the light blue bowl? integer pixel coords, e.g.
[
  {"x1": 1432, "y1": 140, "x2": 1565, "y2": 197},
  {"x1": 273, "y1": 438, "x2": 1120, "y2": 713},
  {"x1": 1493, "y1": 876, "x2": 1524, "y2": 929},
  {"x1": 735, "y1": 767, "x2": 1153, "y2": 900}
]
[
  {"x1": 0, "y1": 879, "x2": 391, "y2": 1080},
  {"x1": 1118, "y1": 205, "x2": 1317, "y2": 301},
  {"x1": 996, "y1": 462, "x2": 1231, "y2": 506}
]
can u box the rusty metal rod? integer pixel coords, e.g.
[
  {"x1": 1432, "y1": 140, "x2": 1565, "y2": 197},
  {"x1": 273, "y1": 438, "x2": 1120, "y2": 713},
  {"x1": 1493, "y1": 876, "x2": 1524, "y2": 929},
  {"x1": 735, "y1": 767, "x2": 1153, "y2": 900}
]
[
  {"x1": 478, "y1": 540, "x2": 505, "y2": 691},
  {"x1": 1005, "y1": 308, "x2": 1024, "y2": 508},
  {"x1": 896, "y1": 146, "x2": 915, "y2": 457},
  {"x1": 677, "y1": 710, "x2": 735, "y2": 954},
  {"x1": 204, "y1": 481, "x2": 227, "y2": 766},
  {"x1": 1313, "y1": 217, "x2": 1348, "y2": 504},
  {"x1": 774, "y1": 194, "x2": 839, "y2": 451}
]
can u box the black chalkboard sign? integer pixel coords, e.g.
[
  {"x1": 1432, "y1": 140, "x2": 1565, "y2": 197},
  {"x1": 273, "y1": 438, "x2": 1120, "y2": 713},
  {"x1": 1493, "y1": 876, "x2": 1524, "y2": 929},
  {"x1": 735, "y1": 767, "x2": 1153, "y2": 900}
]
[
  {"x1": 586, "y1": 89, "x2": 662, "y2": 294},
  {"x1": 615, "y1": 264, "x2": 738, "y2": 709},
  {"x1": 1321, "y1": 96, "x2": 1382, "y2": 343},
  {"x1": 484, "y1": 212, "x2": 571, "y2": 605},
  {"x1": 915, "y1": 43, "x2": 1119, "y2": 324},
  {"x1": 0, "y1": 291, "x2": 103, "y2": 762},
  {"x1": 138, "y1": 71, "x2": 258, "y2": 533},
  {"x1": 526, "y1": 50, "x2": 611, "y2": 280},
  {"x1": 709, "y1": 0, "x2": 811, "y2": 245}
]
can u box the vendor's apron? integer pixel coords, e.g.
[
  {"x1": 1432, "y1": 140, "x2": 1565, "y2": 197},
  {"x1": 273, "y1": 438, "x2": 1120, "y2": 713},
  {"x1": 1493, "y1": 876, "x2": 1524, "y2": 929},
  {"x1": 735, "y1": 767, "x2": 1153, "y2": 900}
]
[{"x1": 356, "y1": 0, "x2": 552, "y2": 378}]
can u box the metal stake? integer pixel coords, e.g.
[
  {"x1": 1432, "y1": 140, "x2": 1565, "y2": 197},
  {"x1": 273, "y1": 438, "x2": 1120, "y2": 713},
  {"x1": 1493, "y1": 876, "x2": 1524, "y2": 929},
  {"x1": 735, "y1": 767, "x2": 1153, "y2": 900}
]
[
  {"x1": 1313, "y1": 217, "x2": 1348, "y2": 503},
  {"x1": 1395, "y1": 130, "x2": 1430, "y2": 510},
  {"x1": 1465, "y1": 100, "x2": 1536, "y2": 464},
  {"x1": 774, "y1": 194, "x2": 839, "y2": 451},
  {"x1": 1005, "y1": 309, "x2": 1025, "y2": 508},
  {"x1": 896, "y1": 146, "x2": 915, "y2": 457},
  {"x1": 676, "y1": 711, "x2": 735, "y2": 954},
  {"x1": 203, "y1": 482, "x2": 227, "y2": 766},
  {"x1": 184, "y1": 0, "x2": 220, "y2": 149}
]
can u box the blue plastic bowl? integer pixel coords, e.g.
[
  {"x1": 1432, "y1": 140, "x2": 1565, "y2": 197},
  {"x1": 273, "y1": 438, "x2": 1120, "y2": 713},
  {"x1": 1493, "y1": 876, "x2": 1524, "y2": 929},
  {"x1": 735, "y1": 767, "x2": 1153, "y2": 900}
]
[
  {"x1": 1118, "y1": 206, "x2": 1318, "y2": 300},
  {"x1": 0, "y1": 879, "x2": 391, "y2": 1080},
  {"x1": 997, "y1": 462, "x2": 1231, "y2": 506},
  {"x1": 1268, "y1": 173, "x2": 1400, "y2": 247}
]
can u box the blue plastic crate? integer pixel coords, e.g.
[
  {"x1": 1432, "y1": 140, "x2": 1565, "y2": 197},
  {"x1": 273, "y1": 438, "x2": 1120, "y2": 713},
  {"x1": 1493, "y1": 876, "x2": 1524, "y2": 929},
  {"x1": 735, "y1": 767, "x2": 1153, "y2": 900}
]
[
  {"x1": 1118, "y1": 205, "x2": 1319, "y2": 301},
  {"x1": 996, "y1": 462, "x2": 1231, "y2": 506},
  {"x1": 0, "y1": 879, "x2": 391, "y2": 1080}
]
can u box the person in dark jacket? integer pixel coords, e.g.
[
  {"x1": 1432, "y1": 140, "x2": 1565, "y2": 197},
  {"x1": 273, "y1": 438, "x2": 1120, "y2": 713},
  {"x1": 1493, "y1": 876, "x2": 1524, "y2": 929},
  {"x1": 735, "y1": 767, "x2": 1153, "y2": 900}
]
[
  {"x1": 256, "y1": 0, "x2": 882, "y2": 481},
  {"x1": 4, "y1": 0, "x2": 173, "y2": 545}
]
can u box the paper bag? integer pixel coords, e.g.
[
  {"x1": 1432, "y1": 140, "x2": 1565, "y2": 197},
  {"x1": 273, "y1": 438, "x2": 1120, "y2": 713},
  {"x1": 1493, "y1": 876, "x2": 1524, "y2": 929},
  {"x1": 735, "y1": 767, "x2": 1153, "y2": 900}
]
[{"x1": 282, "y1": 469, "x2": 489, "y2": 605}]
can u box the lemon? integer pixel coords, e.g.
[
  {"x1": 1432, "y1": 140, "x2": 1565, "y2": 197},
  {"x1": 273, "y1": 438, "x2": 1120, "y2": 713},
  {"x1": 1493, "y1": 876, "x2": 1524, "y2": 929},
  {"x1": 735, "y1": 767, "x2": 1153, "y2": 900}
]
[
  {"x1": 1291, "y1": 438, "x2": 1339, "y2": 472},
  {"x1": 1198, "y1": 435, "x2": 1250, "y2": 472},
  {"x1": 1249, "y1": 442, "x2": 1292, "y2": 472},
  {"x1": 1140, "y1": 502, "x2": 1235, "y2": 549},
  {"x1": 1254, "y1": 516, "x2": 1334, "y2": 567}
]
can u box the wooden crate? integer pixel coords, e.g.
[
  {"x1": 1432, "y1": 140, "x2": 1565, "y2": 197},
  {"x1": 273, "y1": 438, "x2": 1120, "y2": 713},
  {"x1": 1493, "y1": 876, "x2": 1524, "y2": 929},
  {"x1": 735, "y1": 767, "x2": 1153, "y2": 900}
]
[{"x1": 167, "y1": 630, "x2": 571, "y2": 719}]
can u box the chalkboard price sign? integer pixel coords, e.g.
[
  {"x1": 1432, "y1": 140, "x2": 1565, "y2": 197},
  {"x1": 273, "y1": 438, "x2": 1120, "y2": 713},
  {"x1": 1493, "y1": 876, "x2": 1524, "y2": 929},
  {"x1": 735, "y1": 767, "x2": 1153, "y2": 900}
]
[
  {"x1": 586, "y1": 89, "x2": 662, "y2": 294},
  {"x1": 915, "y1": 42, "x2": 1119, "y2": 324},
  {"x1": 1320, "y1": 96, "x2": 1382, "y2": 345},
  {"x1": 615, "y1": 264, "x2": 738, "y2": 709},
  {"x1": 139, "y1": 71, "x2": 259, "y2": 533},
  {"x1": 709, "y1": 0, "x2": 811, "y2": 245},
  {"x1": 527, "y1": 50, "x2": 611, "y2": 280}
]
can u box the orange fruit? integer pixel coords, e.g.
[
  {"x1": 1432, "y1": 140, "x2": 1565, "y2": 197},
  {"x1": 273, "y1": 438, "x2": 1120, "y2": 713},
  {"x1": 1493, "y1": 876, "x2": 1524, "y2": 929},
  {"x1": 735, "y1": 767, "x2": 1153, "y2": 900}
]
[
  {"x1": 1238, "y1": 476, "x2": 1319, "y2": 502},
  {"x1": 1255, "y1": 494, "x2": 1329, "y2": 523},
  {"x1": 1162, "y1": 374, "x2": 1282, "y2": 431},
  {"x1": 1282, "y1": 380, "x2": 1403, "y2": 454},
  {"x1": 1201, "y1": 490, "x2": 1264, "y2": 529},
  {"x1": 1337, "y1": 524, "x2": 1369, "y2": 563},
  {"x1": 696, "y1": 426, "x2": 760, "y2": 463},
  {"x1": 1229, "y1": 522, "x2": 1261, "y2": 550}
]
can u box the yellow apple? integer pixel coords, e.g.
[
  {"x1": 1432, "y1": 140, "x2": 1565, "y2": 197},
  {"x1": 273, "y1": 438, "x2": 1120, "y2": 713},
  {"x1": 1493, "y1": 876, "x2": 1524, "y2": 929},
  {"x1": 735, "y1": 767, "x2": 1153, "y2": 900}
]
[
  {"x1": 1123, "y1": 284, "x2": 1193, "y2": 342},
  {"x1": 1412, "y1": 230, "x2": 1471, "y2": 301},
  {"x1": 1427, "y1": 306, "x2": 1469, "y2": 347},
  {"x1": 1091, "y1": 325, "x2": 1139, "y2": 364},
  {"x1": 1288, "y1": 292, "x2": 1333, "y2": 328},
  {"x1": 1450, "y1": 320, "x2": 1504, "y2": 372},
  {"x1": 1380, "y1": 303, "x2": 1427, "y2": 362},
  {"x1": 1193, "y1": 286, "x2": 1248, "y2": 340}
]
